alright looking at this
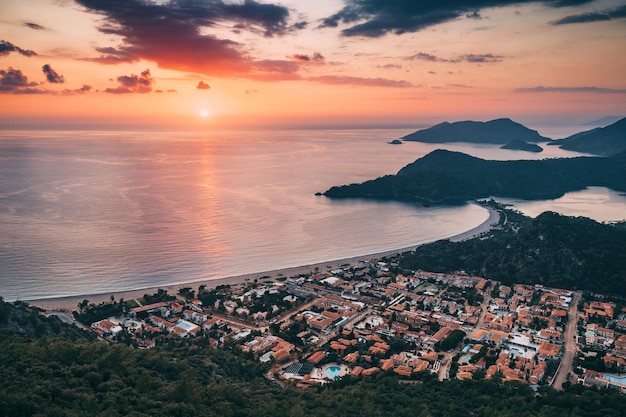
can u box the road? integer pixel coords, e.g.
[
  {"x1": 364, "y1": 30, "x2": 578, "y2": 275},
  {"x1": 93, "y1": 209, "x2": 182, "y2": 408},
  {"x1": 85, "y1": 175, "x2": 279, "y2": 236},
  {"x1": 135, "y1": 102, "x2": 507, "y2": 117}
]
[
  {"x1": 45, "y1": 310, "x2": 93, "y2": 333},
  {"x1": 552, "y1": 291, "x2": 581, "y2": 390},
  {"x1": 438, "y1": 281, "x2": 492, "y2": 381}
]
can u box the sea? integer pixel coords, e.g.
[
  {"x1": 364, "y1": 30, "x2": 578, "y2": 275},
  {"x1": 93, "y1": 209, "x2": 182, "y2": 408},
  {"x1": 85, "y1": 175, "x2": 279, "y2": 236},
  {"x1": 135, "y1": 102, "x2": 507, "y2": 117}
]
[{"x1": 1, "y1": 126, "x2": 625, "y2": 302}]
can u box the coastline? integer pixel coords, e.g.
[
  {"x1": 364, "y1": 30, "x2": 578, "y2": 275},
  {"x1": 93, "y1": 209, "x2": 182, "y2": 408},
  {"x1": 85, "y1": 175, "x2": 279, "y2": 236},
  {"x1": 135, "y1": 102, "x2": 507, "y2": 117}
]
[{"x1": 26, "y1": 204, "x2": 500, "y2": 312}]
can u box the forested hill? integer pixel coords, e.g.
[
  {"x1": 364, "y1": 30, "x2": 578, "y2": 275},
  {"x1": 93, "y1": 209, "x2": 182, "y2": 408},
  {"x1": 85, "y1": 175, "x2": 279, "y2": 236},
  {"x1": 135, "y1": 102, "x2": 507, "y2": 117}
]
[
  {"x1": 323, "y1": 150, "x2": 626, "y2": 204},
  {"x1": 555, "y1": 117, "x2": 626, "y2": 156},
  {"x1": 401, "y1": 118, "x2": 550, "y2": 144},
  {"x1": 398, "y1": 209, "x2": 626, "y2": 296}
]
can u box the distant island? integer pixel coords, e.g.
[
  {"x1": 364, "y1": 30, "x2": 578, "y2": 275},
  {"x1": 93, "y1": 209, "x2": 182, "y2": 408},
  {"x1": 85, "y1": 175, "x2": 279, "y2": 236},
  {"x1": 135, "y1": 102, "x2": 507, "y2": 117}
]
[
  {"x1": 323, "y1": 149, "x2": 626, "y2": 204},
  {"x1": 388, "y1": 139, "x2": 403, "y2": 145},
  {"x1": 401, "y1": 118, "x2": 550, "y2": 144},
  {"x1": 552, "y1": 117, "x2": 626, "y2": 156},
  {"x1": 583, "y1": 115, "x2": 624, "y2": 126},
  {"x1": 500, "y1": 139, "x2": 543, "y2": 153},
  {"x1": 397, "y1": 116, "x2": 625, "y2": 156}
]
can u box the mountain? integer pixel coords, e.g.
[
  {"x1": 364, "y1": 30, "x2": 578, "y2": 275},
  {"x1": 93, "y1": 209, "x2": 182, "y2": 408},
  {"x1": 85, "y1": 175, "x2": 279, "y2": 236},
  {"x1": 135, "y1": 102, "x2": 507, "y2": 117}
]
[
  {"x1": 323, "y1": 149, "x2": 626, "y2": 204},
  {"x1": 401, "y1": 118, "x2": 550, "y2": 144},
  {"x1": 557, "y1": 117, "x2": 626, "y2": 156},
  {"x1": 583, "y1": 115, "x2": 624, "y2": 126},
  {"x1": 500, "y1": 139, "x2": 543, "y2": 153}
]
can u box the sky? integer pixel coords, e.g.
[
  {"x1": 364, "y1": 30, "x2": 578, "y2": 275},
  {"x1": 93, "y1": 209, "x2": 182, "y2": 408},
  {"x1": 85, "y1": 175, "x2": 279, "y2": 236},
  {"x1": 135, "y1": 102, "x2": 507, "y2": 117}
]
[{"x1": 0, "y1": 0, "x2": 625, "y2": 130}]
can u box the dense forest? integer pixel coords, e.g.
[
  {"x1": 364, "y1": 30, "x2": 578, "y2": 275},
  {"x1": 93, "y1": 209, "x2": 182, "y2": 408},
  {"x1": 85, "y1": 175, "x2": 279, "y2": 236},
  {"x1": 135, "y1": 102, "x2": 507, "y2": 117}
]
[
  {"x1": 2, "y1": 298, "x2": 626, "y2": 416},
  {"x1": 323, "y1": 150, "x2": 626, "y2": 204},
  {"x1": 398, "y1": 207, "x2": 626, "y2": 296}
]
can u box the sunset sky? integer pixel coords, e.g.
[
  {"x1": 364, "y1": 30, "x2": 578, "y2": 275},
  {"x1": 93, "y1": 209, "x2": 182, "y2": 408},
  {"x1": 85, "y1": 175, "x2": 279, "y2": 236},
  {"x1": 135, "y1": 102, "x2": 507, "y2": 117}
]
[{"x1": 1, "y1": 0, "x2": 625, "y2": 129}]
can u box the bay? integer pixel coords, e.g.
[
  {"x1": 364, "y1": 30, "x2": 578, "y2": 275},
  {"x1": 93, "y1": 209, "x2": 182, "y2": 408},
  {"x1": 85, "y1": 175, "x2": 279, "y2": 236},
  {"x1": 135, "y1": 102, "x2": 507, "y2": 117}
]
[{"x1": 0, "y1": 128, "x2": 615, "y2": 301}]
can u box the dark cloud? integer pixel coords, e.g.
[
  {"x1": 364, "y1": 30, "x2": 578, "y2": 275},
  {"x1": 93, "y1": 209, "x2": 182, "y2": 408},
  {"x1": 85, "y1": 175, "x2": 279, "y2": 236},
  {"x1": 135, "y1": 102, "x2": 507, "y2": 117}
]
[
  {"x1": 292, "y1": 52, "x2": 325, "y2": 62},
  {"x1": 466, "y1": 11, "x2": 482, "y2": 19},
  {"x1": 463, "y1": 53, "x2": 502, "y2": 63},
  {"x1": 293, "y1": 21, "x2": 308, "y2": 29},
  {"x1": 0, "y1": 67, "x2": 90, "y2": 95},
  {"x1": 308, "y1": 75, "x2": 412, "y2": 88},
  {"x1": 196, "y1": 81, "x2": 211, "y2": 90},
  {"x1": 23, "y1": 22, "x2": 46, "y2": 30},
  {"x1": 378, "y1": 63, "x2": 402, "y2": 69},
  {"x1": 515, "y1": 85, "x2": 626, "y2": 94},
  {"x1": 551, "y1": 5, "x2": 626, "y2": 25},
  {"x1": 58, "y1": 85, "x2": 93, "y2": 95},
  {"x1": 0, "y1": 67, "x2": 38, "y2": 91},
  {"x1": 42, "y1": 64, "x2": 65, "y2": 83},
  {"x1": 0, "y1": 40, "x2": 37, "y2": 57},
  {"x1": 89, "y1": 46, "x2": 138, "y2": 64},
  {"x1": 76, "y1": 0, "x2": 303, "y2": 79},
  {"x1": 408, "y1": 52, "x2": 503, "y2": 63},
  {"x1": 105, "y1": 69, "x2": 154, "y2": 94},
  {"x1": 408, "y1": 52, "x2": 440, "y2": 62},
  {"x1": 320, "y1": 0, "x2": 595, "y2": 37}
]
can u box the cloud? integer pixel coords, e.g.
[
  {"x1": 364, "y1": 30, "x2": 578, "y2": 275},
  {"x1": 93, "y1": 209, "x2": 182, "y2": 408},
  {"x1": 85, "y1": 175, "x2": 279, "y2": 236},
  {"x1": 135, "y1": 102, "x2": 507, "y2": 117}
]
[
  {"x1": 292, "y1": 52, "x2": 325, "y2": 63},
  {"x1": 42, "y1": 64, "x2": 65, "y2": 83},
  {"x1": 408, "y1": 52, "x2": 503, "y2": 63},
  {"x1": 105, "y1": 69, "x2": 154, "y2": 94},
  {"x1": 0, "y1": 67, "x2": 91, "y2": 95},
  {"x1": 308, "y1": 75, "x2": 413, "y2": 88},
  {"x1": 76, "y1": 0, "x2": 303, "y2": 79},
  {"x1": 89, "y1": 46, "x2": 138, "y2": 64},
  {"x1": 0, "y1": 40, "x2": 37, "y2": 57},
  {"x1": 23, "y1": 22, "x2": 46, "y2": 30},
  {"x1": 408, "y1": 52, "x2": 441, "y2": 62},
  {"x1": 551, "y1": 5, "x2": 626, "y2": 25},
  {"x1": 0, "y1": 68, "x2": 38, "y2": 91},
  {"x1": 196, "y1": 81, "x2": 211, "y2": 90},
  {"x1": 463, "y1": 53, "x2": 502, "y2": 63},
  {"x1": 466, "y1": 11, "x2": 482, "y2": 19},
  {"x1": 320, "y1": 0, "x2": 596, "y2": 37},
  {"x1": 515, "y1": 85, "x2": 626, "y2": 94}
]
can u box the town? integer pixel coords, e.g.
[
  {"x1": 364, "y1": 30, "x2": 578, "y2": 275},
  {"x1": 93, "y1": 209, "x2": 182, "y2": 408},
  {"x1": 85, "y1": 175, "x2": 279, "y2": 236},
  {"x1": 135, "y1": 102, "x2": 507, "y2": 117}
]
[{"x1": 76, "y1": 257, "x2": 626, "y2": 393}]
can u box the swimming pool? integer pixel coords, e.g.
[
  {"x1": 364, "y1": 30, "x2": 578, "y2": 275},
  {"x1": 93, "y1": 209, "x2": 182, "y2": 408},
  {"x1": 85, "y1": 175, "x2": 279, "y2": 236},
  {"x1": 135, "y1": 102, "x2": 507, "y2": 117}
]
[
  {"x1": 324, "y1": 365, "x2": 343, "y2": 380},
  {"x1": 174, "y1": 320, "x2": 195, "y2": 331},
  {"x1": 604, "y1": 374, "x2": 626, "y2": 384}
]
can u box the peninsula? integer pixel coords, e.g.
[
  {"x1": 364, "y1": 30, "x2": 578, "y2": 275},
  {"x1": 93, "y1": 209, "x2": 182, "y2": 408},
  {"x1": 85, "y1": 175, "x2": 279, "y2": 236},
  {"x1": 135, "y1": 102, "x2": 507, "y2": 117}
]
[{"x1": 323, "y1": 149, "x2": 626, "y2": 204}]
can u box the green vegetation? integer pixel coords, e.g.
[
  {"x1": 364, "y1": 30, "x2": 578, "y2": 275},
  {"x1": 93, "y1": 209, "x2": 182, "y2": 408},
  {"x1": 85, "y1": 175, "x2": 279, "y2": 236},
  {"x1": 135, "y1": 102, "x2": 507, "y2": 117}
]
[
  {"x1": 436, "y1": 330, "x2": 466, "y2": 352},
  {"x1": 398, "y1": 208, "x2": 626, "y2": 296},
  {"x1": 323, "y1": 150, "x2": 626, "y2": 204}
]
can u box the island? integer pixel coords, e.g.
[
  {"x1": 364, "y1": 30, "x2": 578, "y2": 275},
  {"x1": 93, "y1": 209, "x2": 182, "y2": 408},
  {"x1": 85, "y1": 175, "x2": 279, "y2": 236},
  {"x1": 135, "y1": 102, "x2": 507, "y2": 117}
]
[
  {"x1": 401, "y1": 118, "x2": 550, "y2": 144},
  {"x1": 500, "y1": 139, "x2": 543, "y2": 152}
]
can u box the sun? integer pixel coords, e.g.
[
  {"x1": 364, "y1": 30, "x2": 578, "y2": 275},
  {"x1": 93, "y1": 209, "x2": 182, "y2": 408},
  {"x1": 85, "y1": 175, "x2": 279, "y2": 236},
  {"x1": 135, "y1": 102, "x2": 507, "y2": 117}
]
[{"x1": 199, "y1": 109, "x2": 211, "y2": 119}]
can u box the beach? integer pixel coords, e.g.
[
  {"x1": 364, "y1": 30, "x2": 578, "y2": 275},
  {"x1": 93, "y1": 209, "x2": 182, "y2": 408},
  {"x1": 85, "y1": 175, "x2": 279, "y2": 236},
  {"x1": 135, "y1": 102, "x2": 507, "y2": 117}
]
[{"x1": 26, "y1": 205, "x2": 500, "y2": 312}]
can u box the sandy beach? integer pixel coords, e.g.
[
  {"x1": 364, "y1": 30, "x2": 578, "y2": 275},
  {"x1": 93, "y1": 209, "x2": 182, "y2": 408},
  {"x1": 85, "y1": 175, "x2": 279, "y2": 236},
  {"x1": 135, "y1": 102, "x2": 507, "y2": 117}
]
[{"x1": 26, "y1": 205, "x2": 500, "y2": 312}]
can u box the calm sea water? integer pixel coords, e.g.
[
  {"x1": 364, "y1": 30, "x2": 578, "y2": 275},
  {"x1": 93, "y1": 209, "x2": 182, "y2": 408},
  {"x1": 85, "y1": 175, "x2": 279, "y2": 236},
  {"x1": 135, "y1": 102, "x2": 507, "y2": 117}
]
[{"x1": 0, "y1": 128, "x2": 620, "y2": 301}]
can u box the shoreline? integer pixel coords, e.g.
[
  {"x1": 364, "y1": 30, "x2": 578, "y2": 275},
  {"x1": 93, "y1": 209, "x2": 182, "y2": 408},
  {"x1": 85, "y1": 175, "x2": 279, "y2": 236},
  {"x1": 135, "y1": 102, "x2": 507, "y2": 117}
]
[{"x1": 26, "y1": 204, "x2": 500, "y2": 312}]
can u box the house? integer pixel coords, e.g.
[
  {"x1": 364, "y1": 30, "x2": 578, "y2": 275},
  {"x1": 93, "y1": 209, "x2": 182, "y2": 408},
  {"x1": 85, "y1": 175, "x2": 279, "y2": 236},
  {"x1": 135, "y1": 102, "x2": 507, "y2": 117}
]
[{"x1": 91, "y1": 319, "x2": 123, "y2": 337}]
